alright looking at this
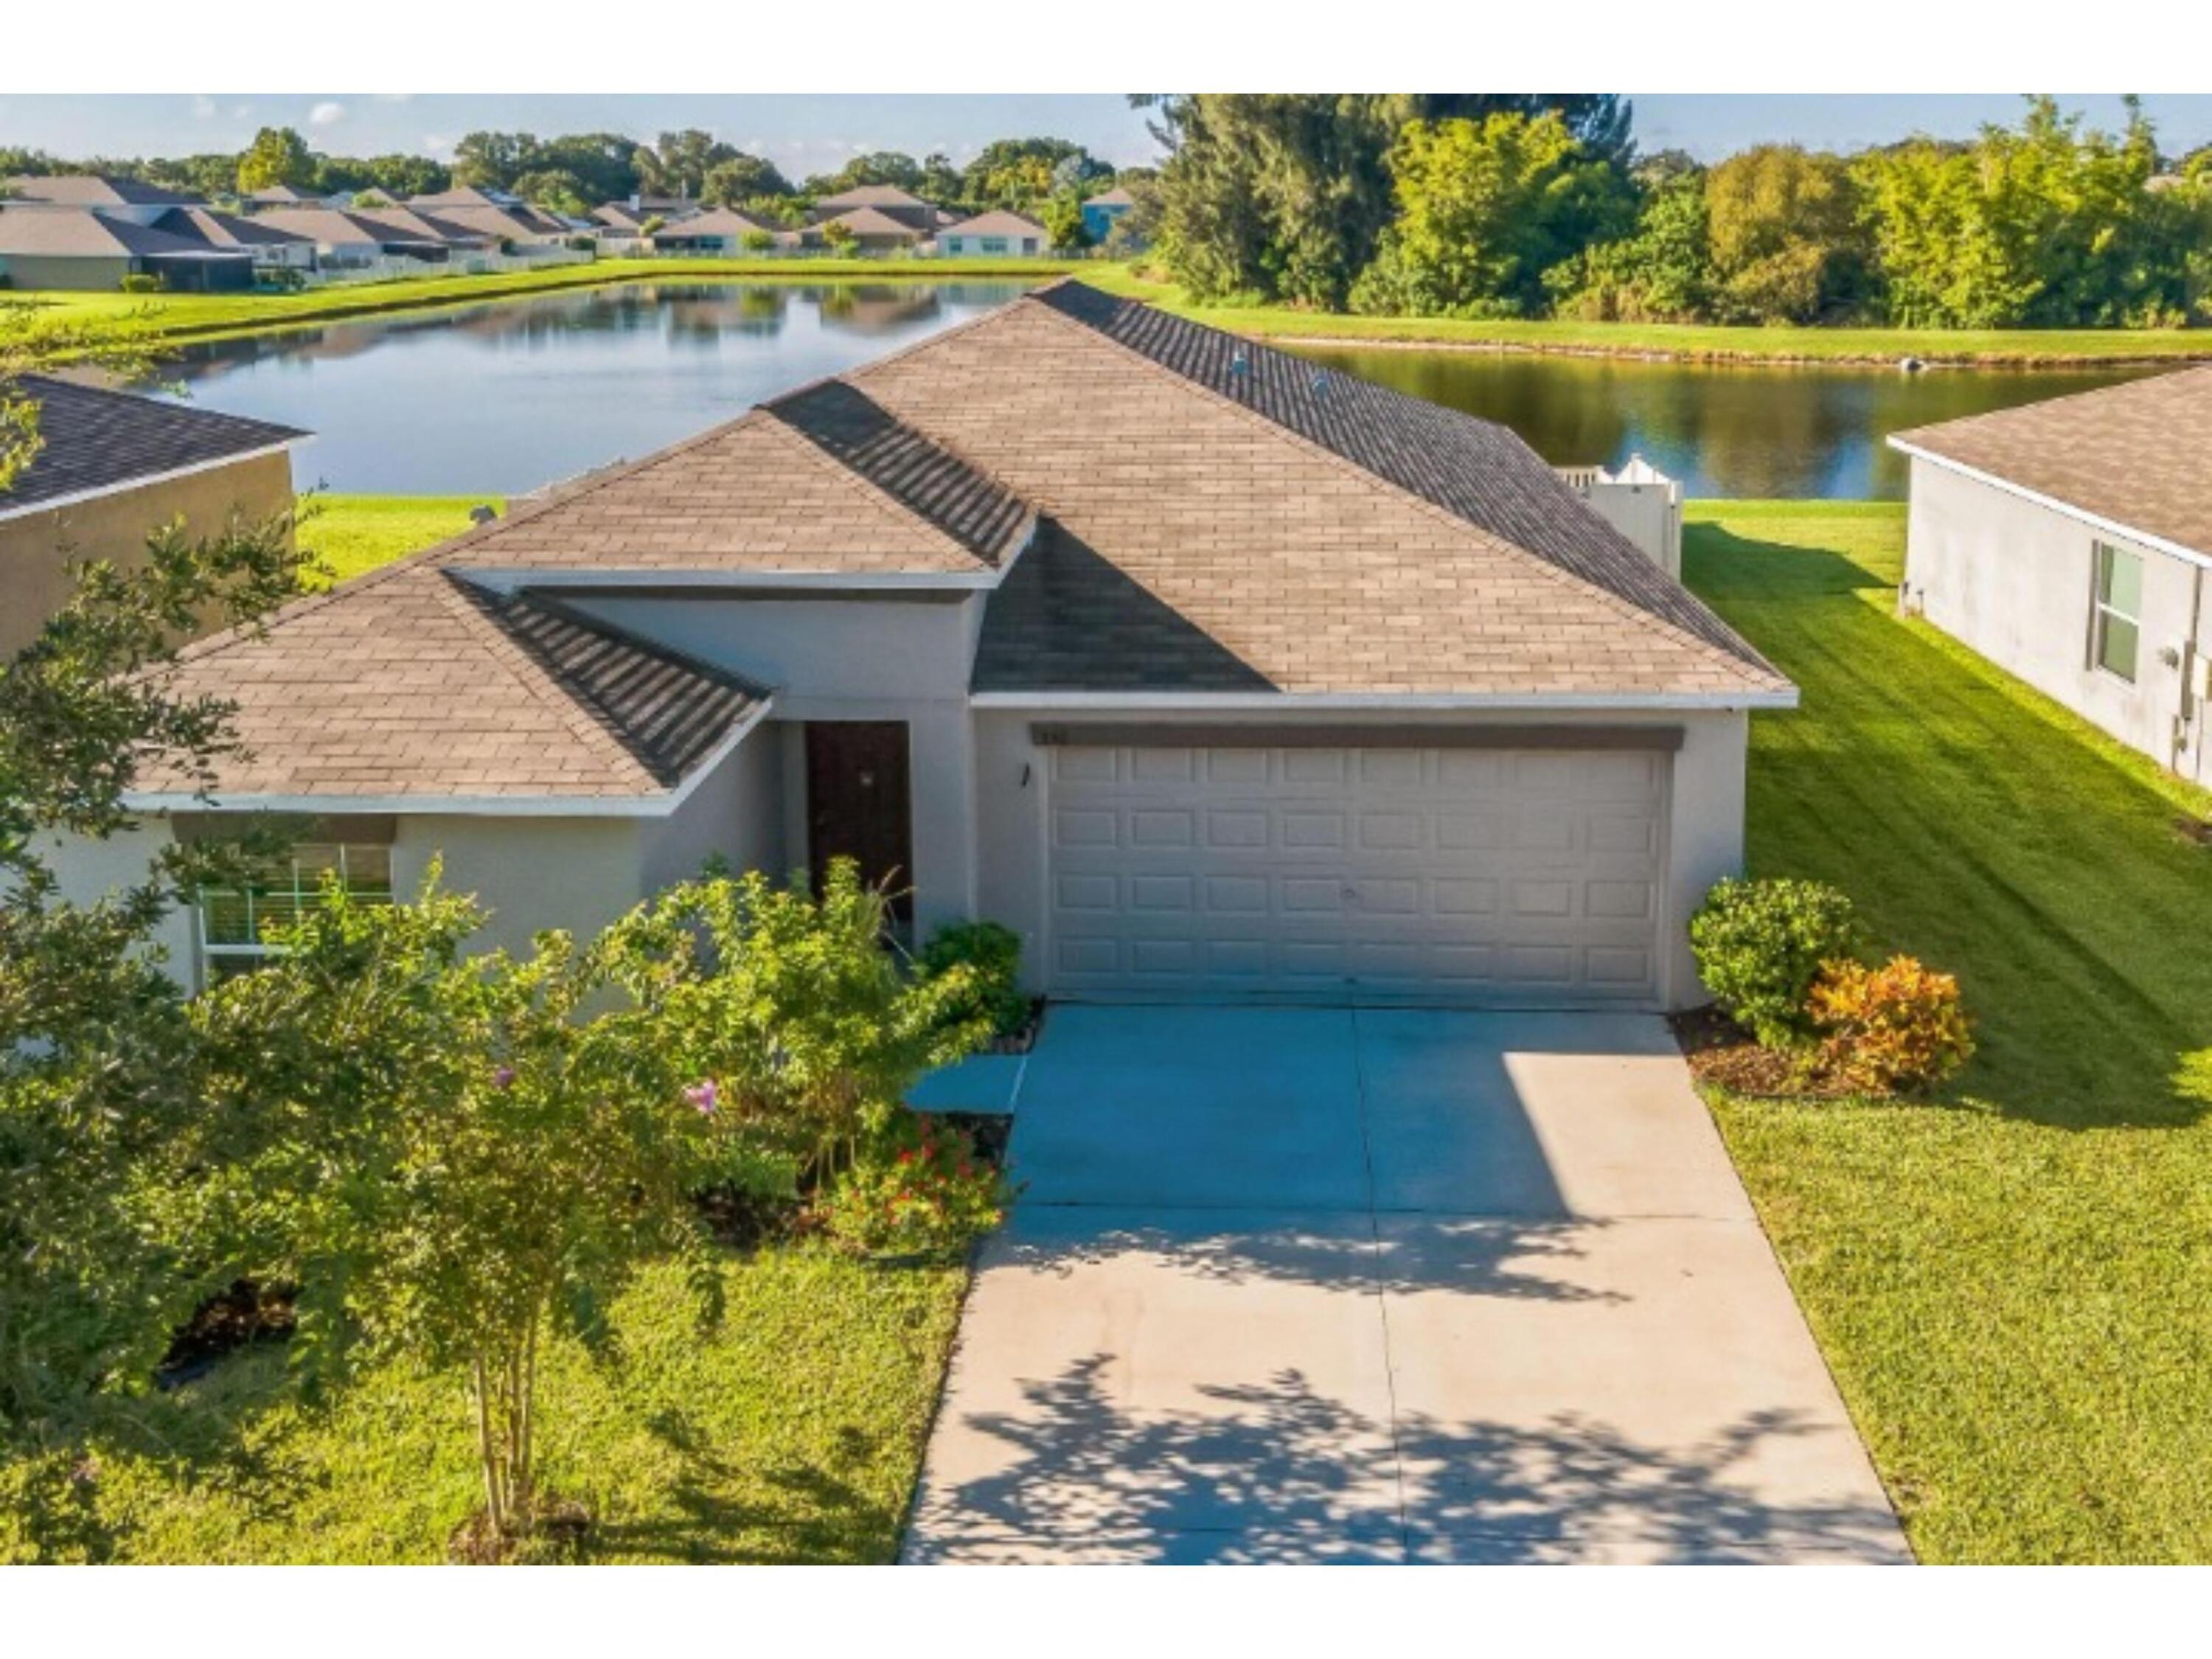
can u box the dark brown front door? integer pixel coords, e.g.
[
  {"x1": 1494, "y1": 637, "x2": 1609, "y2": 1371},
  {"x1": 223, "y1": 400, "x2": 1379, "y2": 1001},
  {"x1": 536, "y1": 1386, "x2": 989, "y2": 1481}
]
[{"x1": 804, "y1": 721, "x2": 914, "y2": 922}]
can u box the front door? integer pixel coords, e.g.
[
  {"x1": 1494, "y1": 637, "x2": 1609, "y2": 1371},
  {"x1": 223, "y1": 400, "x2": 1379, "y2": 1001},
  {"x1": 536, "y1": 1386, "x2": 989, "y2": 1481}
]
[{"x1": 805, "y1": 721, "x2": 915, "y2": 923}]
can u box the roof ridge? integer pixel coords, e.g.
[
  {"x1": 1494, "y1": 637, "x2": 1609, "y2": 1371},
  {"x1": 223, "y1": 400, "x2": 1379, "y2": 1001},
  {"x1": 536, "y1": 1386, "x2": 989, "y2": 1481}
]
[
  {"x1": 1016, "y1": 291, "x2": 1782, "y2": 691},
  {"x1": 17, "y1": 373, "x2": 310, "y2": 445},
  {"x1": 747, "y1": 403, "x2": 987, "y2": 566},
  {"x1": 433, "y1": 574, "x2": 659, "y2": 790}
]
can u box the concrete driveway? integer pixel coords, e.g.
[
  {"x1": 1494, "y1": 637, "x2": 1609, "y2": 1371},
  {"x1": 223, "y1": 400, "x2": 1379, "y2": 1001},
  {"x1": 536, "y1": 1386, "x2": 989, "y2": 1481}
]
[{"x1": 903, "y1": 1006, "x2": 1908, "y2": 1565}]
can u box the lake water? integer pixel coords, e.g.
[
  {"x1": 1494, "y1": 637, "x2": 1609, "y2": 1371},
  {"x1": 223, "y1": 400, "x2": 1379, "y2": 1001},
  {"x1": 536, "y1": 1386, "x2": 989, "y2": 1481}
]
[{"x1": 171, "y1": 281, "x2": 2159, "y2": 500}]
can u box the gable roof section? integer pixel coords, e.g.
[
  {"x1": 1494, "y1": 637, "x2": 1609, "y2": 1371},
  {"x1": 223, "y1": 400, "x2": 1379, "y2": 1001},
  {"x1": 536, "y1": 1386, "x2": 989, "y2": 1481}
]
[
  {"x1": 653, "y1": 207, "x2": 777, "y2": 239},
  {"x1": 136, "y1": 562, "x2": 768, "y2": 804},
  {"x1": 153, "y1": 206, "x2": 316, "y2": 250},
  {"x1": 1025, "y1": 280, "x2": 1768, "y2": 673},
  {"x1": 815, "y1": 206, "x2": 922, "y2": 240},
  {"x1": 0, "y1": 208, "x2": 251, "y2": 261},
  {"x1": 4, "y1": 174, "x2": 198, "y2": 208},
  {"x1": 441, "y1": 383, "x2": 1028, "y2": 579},
  {"x1": 816, "y1": 184, "x2": 928, "y2": 211},
  {"x1": 940, "y1": 210, "x2": 1047, "y2": 240},
  {"x1": 0, "y1": 375, "x2": 306, "y2": 518},
  {"x1": 1890, "y1": 365, "x2": 2212, "y2": 561}
]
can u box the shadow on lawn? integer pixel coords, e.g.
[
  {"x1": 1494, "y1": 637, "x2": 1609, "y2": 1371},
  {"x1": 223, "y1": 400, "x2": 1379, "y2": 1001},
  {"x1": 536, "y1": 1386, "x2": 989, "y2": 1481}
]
[
  {"x1": 1686, "y1": 521, "x2": 2212, "y2": 1132},
  {"x1": 906, "y1": 1357, "x2": 1904, "y2": 1563}
]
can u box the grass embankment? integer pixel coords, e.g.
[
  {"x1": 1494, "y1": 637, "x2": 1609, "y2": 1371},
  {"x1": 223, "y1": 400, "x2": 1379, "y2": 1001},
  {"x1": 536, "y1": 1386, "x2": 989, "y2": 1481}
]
[
  {"x1": 14, "y1": 257, "x2": 2209, "y2": 367},
  {"x1": 303, "y1": 494, "x2": 503, "y2": 585},
  {"x1": 1684, "y1": 502, "x2": 2212, "y2": 1562},
  {"x1": 2, "y1": 1250, "x2": 965, "y2": 1563}
]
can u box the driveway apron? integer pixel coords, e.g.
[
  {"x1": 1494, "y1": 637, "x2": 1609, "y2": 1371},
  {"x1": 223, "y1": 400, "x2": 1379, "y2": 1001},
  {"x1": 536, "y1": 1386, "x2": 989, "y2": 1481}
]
[{"x1": 903, "y1": 1004, "x2": 1907, "y2": 1564}]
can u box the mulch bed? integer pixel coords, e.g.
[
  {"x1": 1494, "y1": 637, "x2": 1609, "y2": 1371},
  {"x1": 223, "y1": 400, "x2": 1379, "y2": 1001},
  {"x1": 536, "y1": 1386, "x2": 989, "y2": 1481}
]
[
  {"x1": 156, "y1": 1279, "x2": 297, "y2": 1389},
  {"x1": 978, "y1": 999, "x2": 1047, "y2": 1055},
  {"x1": 1668, "y1": 1006, "x2": 1862, "y2": 1102}
]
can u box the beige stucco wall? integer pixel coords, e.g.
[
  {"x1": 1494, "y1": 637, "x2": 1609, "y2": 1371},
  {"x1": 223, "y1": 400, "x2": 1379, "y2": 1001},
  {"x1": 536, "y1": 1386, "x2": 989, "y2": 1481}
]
[
  {"x1": 390, "y1": 815, "x2": 643, "y2": 959},
  {"x1": 968, "y1": 706, "x2": 1752, "y2": 1011},
  {"x1": 559, "y1": 592, "x2": 984, "y2": 934},
  {"x1": 1902, "y1": 457, "x2": 2209, "y2": 781},
  {"x1": 639, "y1": 720, "x2": 785, "y2": 895},
  {"x1": 0, "y1": 252, "x2": 134, "y2": 291},
  {"x1": 1, "y1": 448, "x2": 295, "y2": 657}
]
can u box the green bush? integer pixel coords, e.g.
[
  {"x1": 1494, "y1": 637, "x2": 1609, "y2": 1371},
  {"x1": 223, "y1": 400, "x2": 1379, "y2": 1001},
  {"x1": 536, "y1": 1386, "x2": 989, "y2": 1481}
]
[
  {"x1": 816, "y1": 1111, "x2": 1009, "y2": 1258},
  {"x1": 117, "y1": 273, "x2": 164, "y2": 294},
  {"x1": 914, "y1": 920, "x2": 1028, "y2": 1038},
  {"x1": 1689, "y1": 876, "x2": 1862, "y2": 1049}
]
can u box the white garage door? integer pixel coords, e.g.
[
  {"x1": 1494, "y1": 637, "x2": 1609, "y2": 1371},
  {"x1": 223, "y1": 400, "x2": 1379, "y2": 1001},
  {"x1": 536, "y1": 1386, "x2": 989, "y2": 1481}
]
[{"x1": 1045, "y1": 741, "x2": 1669, "y2": 1006}]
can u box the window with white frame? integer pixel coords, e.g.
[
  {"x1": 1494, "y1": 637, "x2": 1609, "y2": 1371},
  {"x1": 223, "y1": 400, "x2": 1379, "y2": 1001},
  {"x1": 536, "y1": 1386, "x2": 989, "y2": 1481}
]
[
  {"x1": 980, "y1": 237, "x2": 1009, "y2": 254},
  {"x1": 2092, "y1": 542, "x2": 2143, "y2": 683},
  {"x1": 197, "y1": 843, "x2": 394, "y2": 981}
]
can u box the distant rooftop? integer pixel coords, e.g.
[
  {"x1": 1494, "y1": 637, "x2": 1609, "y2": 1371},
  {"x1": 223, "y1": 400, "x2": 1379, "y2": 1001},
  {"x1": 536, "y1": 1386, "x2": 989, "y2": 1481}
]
[{"x1": 0, "y1": 375, "x2": 307, "y2": 518}]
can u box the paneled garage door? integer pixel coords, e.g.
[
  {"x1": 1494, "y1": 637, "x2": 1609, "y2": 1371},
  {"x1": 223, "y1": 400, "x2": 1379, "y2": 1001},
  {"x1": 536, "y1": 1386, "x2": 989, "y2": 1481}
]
[{"x1": 1045, "y1": 741, "x2": 1669, "y2": 1006}]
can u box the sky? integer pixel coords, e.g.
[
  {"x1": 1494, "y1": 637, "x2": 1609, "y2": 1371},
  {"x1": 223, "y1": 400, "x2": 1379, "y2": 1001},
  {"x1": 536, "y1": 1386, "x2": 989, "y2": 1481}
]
[{"x1": 3, "y1": 94, "x2": 2210, "y2": 173}]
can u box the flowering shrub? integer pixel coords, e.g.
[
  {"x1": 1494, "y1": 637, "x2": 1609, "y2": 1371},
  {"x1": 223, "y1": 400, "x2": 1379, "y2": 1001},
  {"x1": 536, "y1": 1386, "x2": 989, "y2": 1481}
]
[
  {"x1": 817, "y1": 1112, "x2": 1010, "y2": 1258},
  {"x1": 1690, "y1": 877, "x2": 1863, "y2": 1049},
  {"x1": 914, "y1": 920, "x2": 1029, "y2": 1039},
  {"x1": 1807, "y1": 955, "x2": 1975, "y2": 1095}
]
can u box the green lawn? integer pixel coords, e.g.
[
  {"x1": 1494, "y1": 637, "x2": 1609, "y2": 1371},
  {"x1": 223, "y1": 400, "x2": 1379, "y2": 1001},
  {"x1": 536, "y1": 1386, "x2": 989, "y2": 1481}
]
[
  {"x1": 1684, "y1": 501, "x2": 2212, "y2": 1562},
  {"x1": 2, "y1": 1248, "x2": 964, "y2": 1563},
  {"x1": 13, "y1": 257, "x2": 2208, "y2": 366},
  {"x1": 302, "y1": 493, "x2": 503, "y2": 585}
]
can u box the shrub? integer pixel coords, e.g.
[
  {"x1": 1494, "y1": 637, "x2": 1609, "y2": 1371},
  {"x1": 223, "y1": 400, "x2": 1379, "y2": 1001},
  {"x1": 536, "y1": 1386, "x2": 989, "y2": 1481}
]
[
  {"x1": 914, "y1": 920, "x2": 1027, "y2": 1038},
  {"x1": 1689, "y1": 877, "x2": 1862, "y2": 1048},
  {"x1": 816, "y1": 1112, "x2": 1009, "y2": 1257},
  {"x1": 117, "y1": 273, "x2": 164, "y2": 294},
  {"x1": 1807, "y1": 955, "x2": 1974, "y2": 1094}
]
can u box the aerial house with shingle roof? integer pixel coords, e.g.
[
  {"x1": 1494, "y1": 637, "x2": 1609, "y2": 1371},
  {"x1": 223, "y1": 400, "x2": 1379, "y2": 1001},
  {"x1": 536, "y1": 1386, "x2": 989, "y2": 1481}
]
[
  {"x1": 70, "y1": 282, "x2": 1792, "y2": 1006},
  {"x1": 1890, "y1": 366, "x2": 2212, "y2": 784}
]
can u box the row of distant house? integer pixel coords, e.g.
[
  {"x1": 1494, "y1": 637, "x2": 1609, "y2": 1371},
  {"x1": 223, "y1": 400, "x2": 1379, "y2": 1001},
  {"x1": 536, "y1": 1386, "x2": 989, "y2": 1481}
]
[{"x1": 0, "y1": 173, "x2": 1138, "y2": 293}]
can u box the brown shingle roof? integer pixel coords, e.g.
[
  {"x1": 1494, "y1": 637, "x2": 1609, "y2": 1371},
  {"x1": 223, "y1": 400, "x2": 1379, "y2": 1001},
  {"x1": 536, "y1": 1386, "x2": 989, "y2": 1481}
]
[
  {"x1": 139, "y1": 563, "x2": 768, "y2": 801},
  {"x1": 0, "y1": 207, "x2": 251, "y2": 261},
  {"x1": 1891, "y1": 365, "x2": 2212, "y2": 558},
  {"x1": 4, "y1": 173, "x2": 198, "y2": 209},
  {"x1": 0, "y1": 375, "x2": 305, "y2": 515},
  {"x1": 815, "y1": 184, "x2": 929, "y2": 211},
  {"x1": 939, "y1": 210, "x2": 1047, "y2": 240}
]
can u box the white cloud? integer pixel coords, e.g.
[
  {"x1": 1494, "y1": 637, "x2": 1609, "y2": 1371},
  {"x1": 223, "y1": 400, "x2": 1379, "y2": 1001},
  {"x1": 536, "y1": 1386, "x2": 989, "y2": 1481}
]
[
  {"x1": 422, "y1": 133, "x2": 454, "y2": 156},
  {"x1": 192, "y1": 94, "x2": 218, "y2": 119},
  {"x1": 307, "y1": 101, "x2": 345, "y2": 128}
]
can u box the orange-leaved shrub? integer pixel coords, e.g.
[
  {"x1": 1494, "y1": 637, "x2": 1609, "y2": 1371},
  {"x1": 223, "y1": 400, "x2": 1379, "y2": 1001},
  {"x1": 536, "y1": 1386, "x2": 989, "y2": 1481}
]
[{"x1": 1806, "y1": 955, "x2": 1974, "y2": 1095}]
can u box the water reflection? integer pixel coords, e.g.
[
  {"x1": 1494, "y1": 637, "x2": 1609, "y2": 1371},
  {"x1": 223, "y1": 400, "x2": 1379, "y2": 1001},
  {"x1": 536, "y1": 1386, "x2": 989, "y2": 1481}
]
[
  {"x1": 1287, "y1": 344, "x2": 2155, "y2": 498},
  {"x1": 172, "y1": 281, "x2": 2160, "y2": 499}
]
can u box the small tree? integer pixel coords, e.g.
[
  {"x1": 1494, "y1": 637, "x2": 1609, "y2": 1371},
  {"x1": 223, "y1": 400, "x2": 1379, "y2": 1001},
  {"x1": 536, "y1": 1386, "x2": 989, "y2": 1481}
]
[
  {"x1": 740, "y1": 227, "x2": 777, "y2": 254},
  {"x1": 199, "y1": 880, "x2": 780, "y2": 1549},
  {"x1": 630, "y1": 861, "x2": 988, "y2": 1178},
  {"x1": 1041, "y1": 194, "x2": 1091, "y2": 254},
  {"x1": 819, "y1": 219, "x2": 858, "y2": 257}
]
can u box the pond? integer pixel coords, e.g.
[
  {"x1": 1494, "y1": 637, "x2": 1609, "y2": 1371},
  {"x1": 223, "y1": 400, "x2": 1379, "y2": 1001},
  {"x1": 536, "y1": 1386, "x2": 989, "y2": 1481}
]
[{"x1": 170, "y1": 281, "x2": 2158, "y2": 500}]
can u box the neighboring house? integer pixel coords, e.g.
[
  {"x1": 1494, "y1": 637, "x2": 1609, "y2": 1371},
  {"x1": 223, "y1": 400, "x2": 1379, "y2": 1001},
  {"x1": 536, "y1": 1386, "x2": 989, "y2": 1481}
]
[
  {"x1": 248, "y1": 206, "x2": 487, "y2": 268},
  {"x1": 1890, "y1": 366, "x2": 2212, "y2": 784},
  {"x1": 796, "y1": 206, "x2": 922, "y2": 254},
  {"x1": 63, "y1": 281, "x2": 1791, "y2": 1009},
  {"x1": 1, "y1": 173, "x2": 201, "y2": 225},
  {"x1": 646, "y1": 207, "x2": 779, "y2": 255},
  {"x1": 151, "y1": 206, "x2": 319, "y2": 272},
  {"x1": 405, "y1": 187, "x2": 571, "y2": 244},
  {"x1": 243, "y1": 184, "x2": 325, "y2": 209},
  {"x1": 593, "y1": 195, "x2": 701, "y2": 230},
  {"x1": 936, "y1": 211, "x2": 1048, "y2": 257},
  {"x1": 1080, "y1": 185, "x2": 1135, "y2": 244},
  {"x1": 0, "y1": 375, "x2": 307, "y2": 656},
  {"x1": 0, "y1": 206, "x2": 257, "y2": 291},
  {"x1": 809, "y1": 184, "x2": 937, "y2": 234}
]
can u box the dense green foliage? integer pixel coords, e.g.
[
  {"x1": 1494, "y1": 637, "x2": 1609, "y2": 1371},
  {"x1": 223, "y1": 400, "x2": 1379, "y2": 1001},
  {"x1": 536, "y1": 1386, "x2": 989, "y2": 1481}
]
[
  {"x1": 915, "y1": 919, "x2": 1029, "y2": 1038},
  {"x1": 1145, "y1": 95, "x2": 2212, "y2": 329},
  {"x1": 1689, "y1": 876, "x2": 1863, "y2": 1048},
  {"x1": 1686, "y1": 503, "x2": 2212, "y2": 1560}
]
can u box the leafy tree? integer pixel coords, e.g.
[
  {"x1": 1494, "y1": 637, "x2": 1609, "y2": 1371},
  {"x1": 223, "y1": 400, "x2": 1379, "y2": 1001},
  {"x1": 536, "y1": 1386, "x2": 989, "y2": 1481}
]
[
  {"x1": 1550, "y1": 159, "x2": 1711, "y2": 322},
  {"x1": 740, "y1": 227, "x2": 778, "y2": 254},
  {"x1": 815, "y1": 150, "x2": 925, "y2": 194},
  {"x1": 960, "y1": 137, "x2": 1107, "y2": 212},
  {"x1": 1040, "y1": 192, "x2": 1091, "y2": 253},
  {"x1": 919, "y1": 152, "x2": 964, "y2": 208},
  {"x1": 195, "y1": 881, "x2": 779, "y2": 1548},
  {"x1": 315, "y1": 152, "x2": 449, "y2": 199},
  {"x1": 450, "y1": 131, "x2": 540, "y2": 191},
  {"x1": 510, "y1": 168, "x2": 591, "y2": 218},
  {"x1": 1414, "y1": 94, "x2": 1635, "y2": 167},
  {"x1": 530, "y1": 132, "x2": 644, "y2": 205},
  {"x1": 1352, "y1": 112, "x2": 1634, "y2": 318},
  {"x1": 1705, "y1": 144, "x2": 1870, "y2": 324},
  {"x1": 635, "y1": 130, "x2": 740, "y2": 201},
  {"x1": 236, "y1": 126, "x2": 316, "y2": 194},
  {"x1": 700, "y1": 153, "x2": 793, "y2": 208},
  {"x1": 819, "y1": 218, "x2": 858, "y2": 254}
]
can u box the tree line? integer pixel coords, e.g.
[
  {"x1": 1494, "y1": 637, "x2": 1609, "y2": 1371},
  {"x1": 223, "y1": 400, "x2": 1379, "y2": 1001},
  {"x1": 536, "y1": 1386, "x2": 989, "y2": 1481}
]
[{"x1": 1143, "y1": 94, "x2": 2212, "y2": 330}]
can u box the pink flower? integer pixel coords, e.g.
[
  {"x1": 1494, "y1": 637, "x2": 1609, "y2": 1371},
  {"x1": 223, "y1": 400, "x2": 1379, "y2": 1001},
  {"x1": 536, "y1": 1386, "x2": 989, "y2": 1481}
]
[
  {"x1": 684, "y1": 1079, "x2": 719, "y2": 1116},
  {"x1": 492, "y1": 1065, "x2": 516, "y2": 1089}
]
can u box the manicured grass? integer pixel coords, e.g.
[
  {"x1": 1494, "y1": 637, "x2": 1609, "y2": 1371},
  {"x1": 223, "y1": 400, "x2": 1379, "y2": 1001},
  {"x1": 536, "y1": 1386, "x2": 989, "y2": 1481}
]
[
  {"x1": 1683, "y1": 501, "x2": 2212, "y2": 1562},
  {"x1": 1, "y1": 1248, "x2": 965, "y2": 1563},
  {"x1": 15, "y1": 258, "x2": 2208, "y2": 368},
  {"x1": 302, "y1": 493, "x2": 504, "y2": 585}
]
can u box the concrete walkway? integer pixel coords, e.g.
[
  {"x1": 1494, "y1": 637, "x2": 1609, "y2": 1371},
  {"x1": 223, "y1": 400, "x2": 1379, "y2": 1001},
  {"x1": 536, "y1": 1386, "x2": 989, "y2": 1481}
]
[{"x1": 904, "y1": 1006, "x2": 1908, "y2": 1565}]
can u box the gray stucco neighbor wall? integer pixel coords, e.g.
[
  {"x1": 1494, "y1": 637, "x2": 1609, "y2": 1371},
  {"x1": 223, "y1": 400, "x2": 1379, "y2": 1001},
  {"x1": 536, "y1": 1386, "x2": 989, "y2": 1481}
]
[{"x1": 1902, "y1": 457, "x2": 2210, "y2": 785}]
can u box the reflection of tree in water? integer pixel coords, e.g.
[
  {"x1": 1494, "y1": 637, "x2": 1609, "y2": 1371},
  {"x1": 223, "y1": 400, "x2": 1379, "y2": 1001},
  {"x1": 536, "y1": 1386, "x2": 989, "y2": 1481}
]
[
  {"x1": 910, "y1": 1358, "x2": 1905, "y2": 1563},
  {"x1": 1286, "y1": 344, "x2": 2153, "y2": 501}
]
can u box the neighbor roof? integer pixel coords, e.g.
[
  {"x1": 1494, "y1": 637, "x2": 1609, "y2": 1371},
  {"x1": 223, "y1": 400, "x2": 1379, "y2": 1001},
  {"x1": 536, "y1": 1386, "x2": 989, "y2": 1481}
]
[
  {"x1": 3, "y1": 173, "x2": 199, "y2": 209},
  {"x1": 0, "y1": 375, "x2": 307, "y2": 518},
  {"x1": 408, "y1": 201, "x2": 568, "y2": 240},
  {"x1": 815, "y1": 184, "x2": 928, "y2": 210},
  {"x1": 246, "y1": 184, "x2": 317, "y2": 206},
  {"x1": 939, "y1": 211, "x2": 1046, "y2": 239},
  {"x1": 0, "y1": 207, "x2": 251, "y2": 261},
  {"x1": 652, "y1": 207, "x2": 777, "y2": 239},
  {"x1": 153, "y1": 206, "x2": 316, "y2": 251},
  {"x1": 1890, "y1": 365, "x2": 2212, "y2": 560},
  {"x1": 814, "y1": 206, "x2": 922, "y2": 240},
  {"x1": 137, "y1": 564, "x2": 769, "y2": 802},
  {"x1": 1085, "y1": 187, "x2": 1135, "y2": 208}
]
